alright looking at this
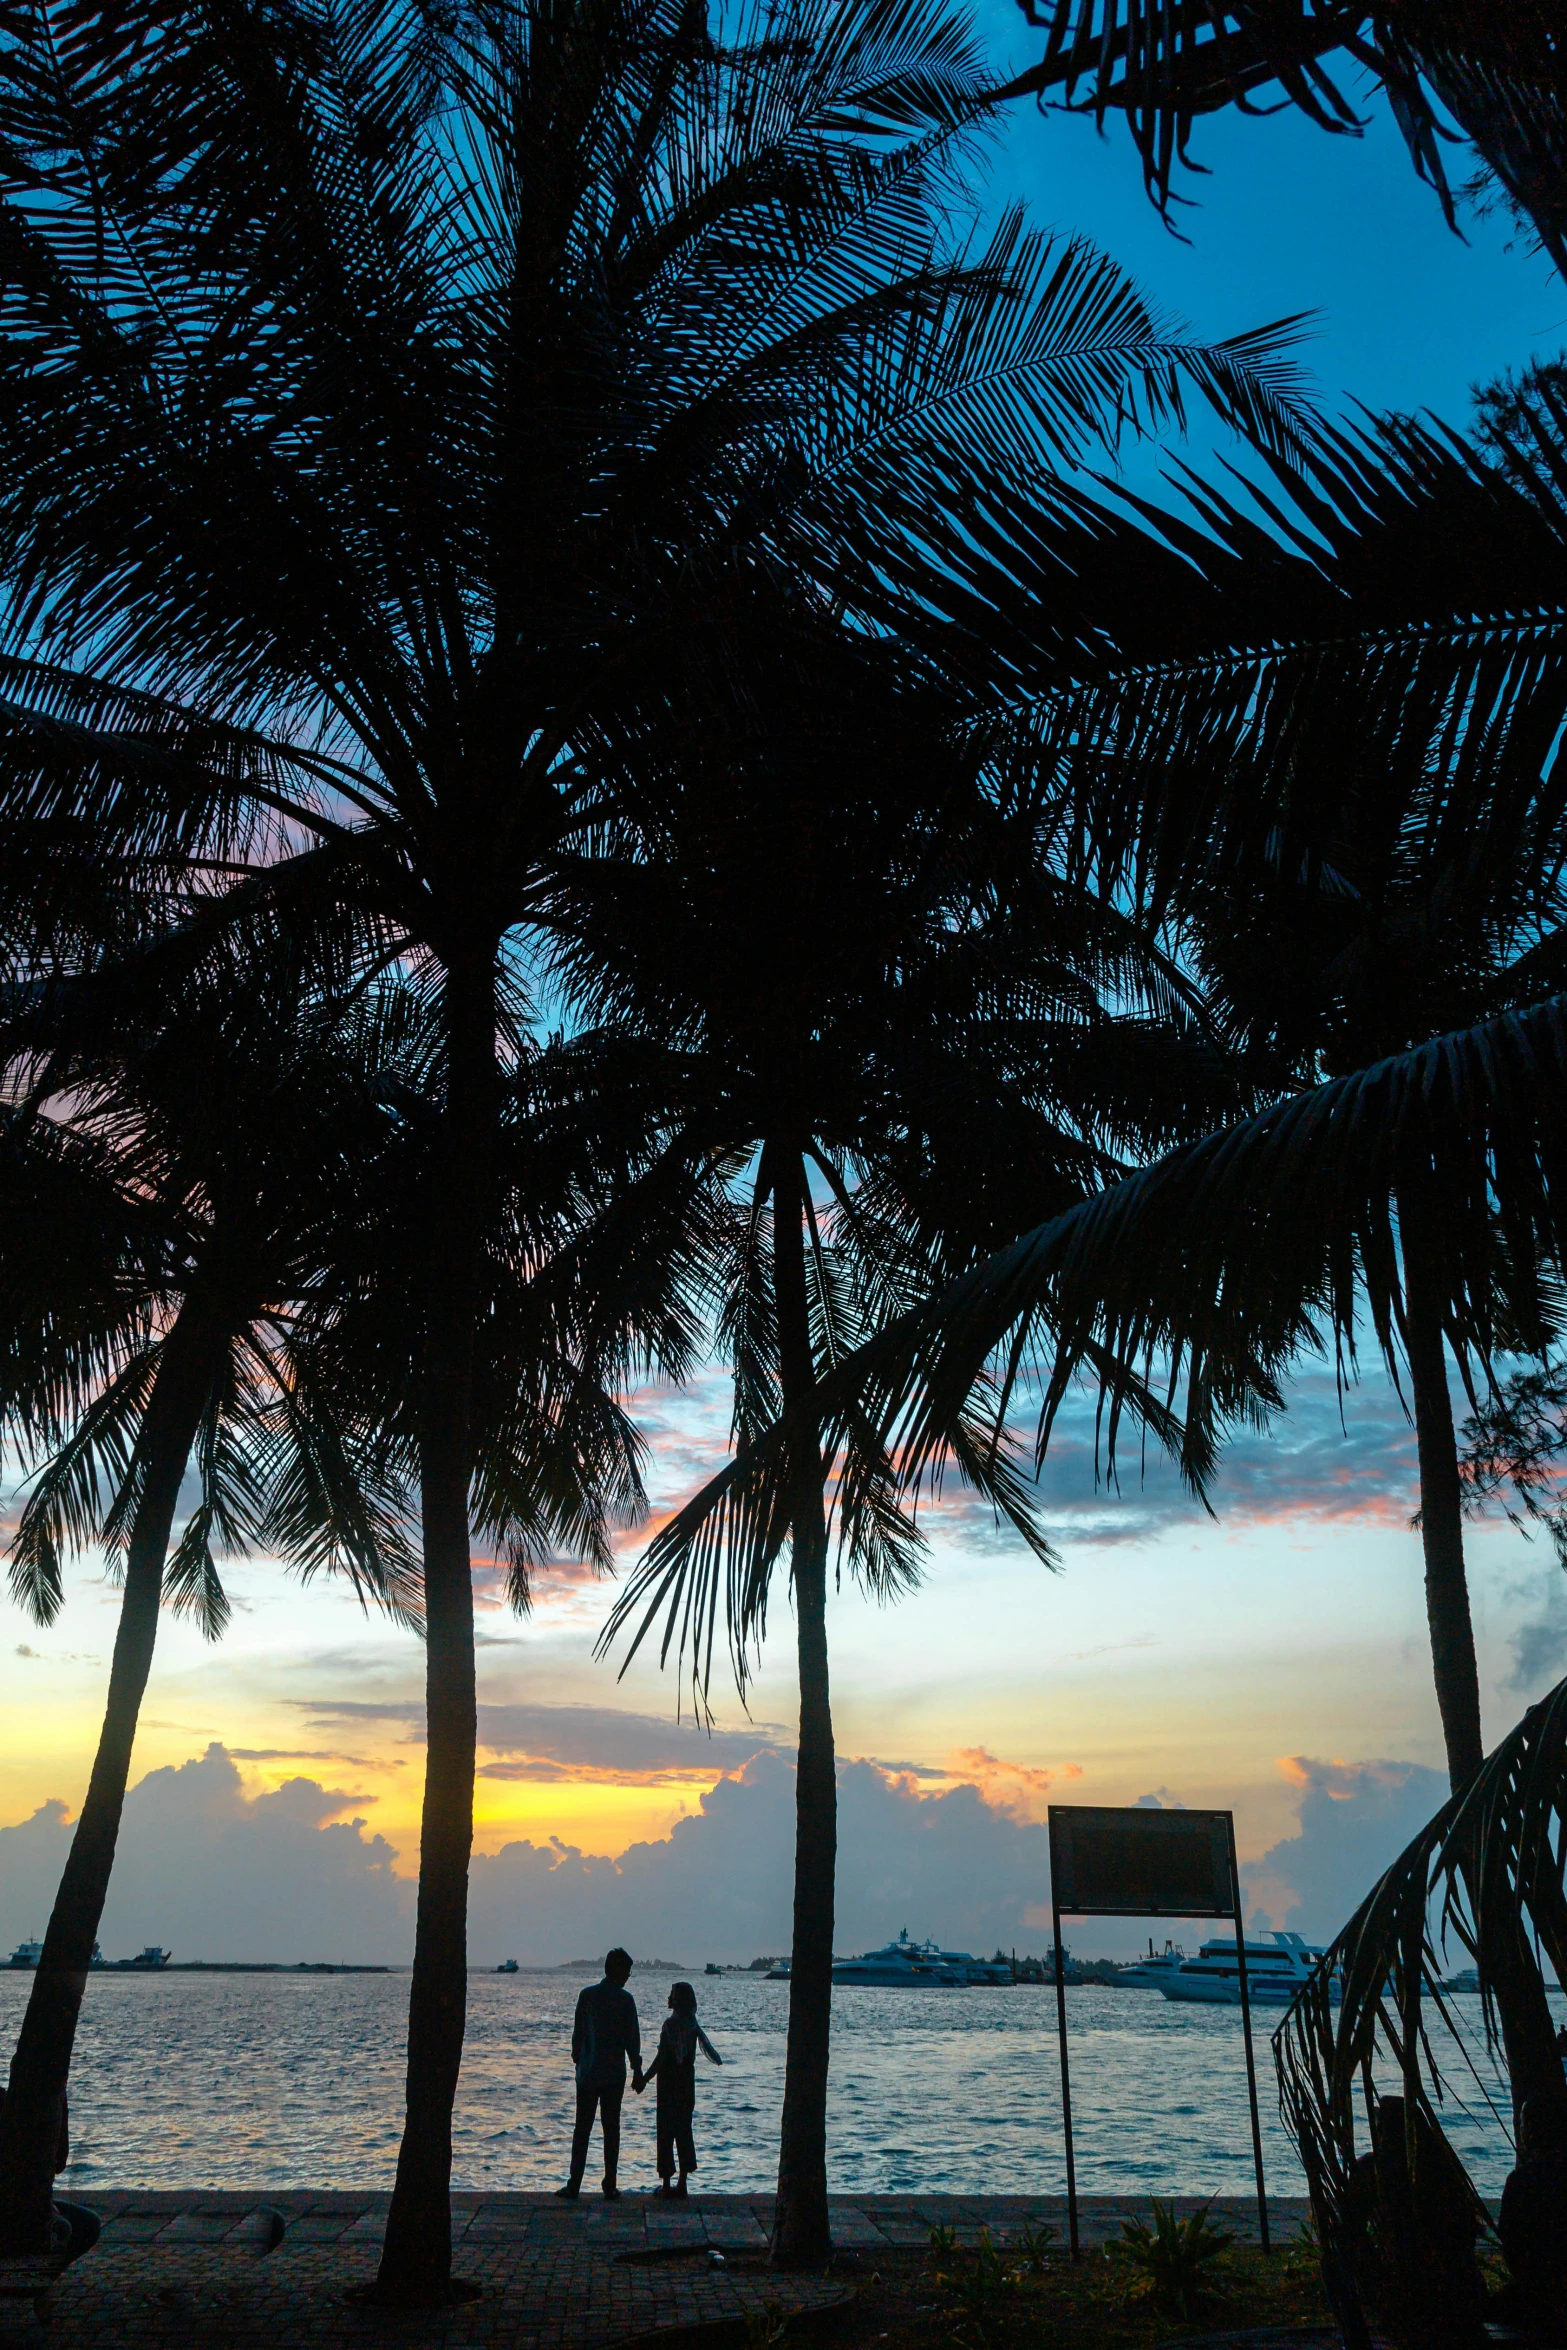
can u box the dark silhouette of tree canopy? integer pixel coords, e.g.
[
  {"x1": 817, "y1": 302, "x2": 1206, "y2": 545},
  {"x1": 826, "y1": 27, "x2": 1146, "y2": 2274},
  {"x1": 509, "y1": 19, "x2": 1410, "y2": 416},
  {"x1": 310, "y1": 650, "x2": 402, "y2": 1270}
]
[
  {"x1": 573, "y1": 584, "x2": 1249, "y2": 2257},
  {"x1": 997, "y1": 0, "x2": 1567, "y2": 276},
  {"x1": 633, "y1": 393, "x2": 1567, "y2": 2117},
  {"x1": 0, "y1": 920, "x2": 724, "y2": 2254},
  {"x1": 0, "y1": 0, "x2": 1305, "y2": 2290},
  {"x1": 1276, "y1": 1670, "x2": 1567, "y2": 2339},
  {"x1": 0, "y1": 925, "x2": 424, "y2": 2254}
]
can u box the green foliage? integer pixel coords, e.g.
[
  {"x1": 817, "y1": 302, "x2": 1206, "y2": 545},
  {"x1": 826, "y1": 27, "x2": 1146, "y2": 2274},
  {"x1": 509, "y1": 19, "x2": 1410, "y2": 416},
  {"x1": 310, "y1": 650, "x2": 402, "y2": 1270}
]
[
  {"x1": 1110, "y1": 2201, "x2": 1235, "y2": 2324},
  {"x1": 928, "y1": 2225, "x2": 958, "y2": 2256},
  {"x1": 932, "y1": 2228, "x2": 1017, "y2": 2349},
  {"x1": 1011, "y1": 2221, "x2": 1057, "y2": 2274}
]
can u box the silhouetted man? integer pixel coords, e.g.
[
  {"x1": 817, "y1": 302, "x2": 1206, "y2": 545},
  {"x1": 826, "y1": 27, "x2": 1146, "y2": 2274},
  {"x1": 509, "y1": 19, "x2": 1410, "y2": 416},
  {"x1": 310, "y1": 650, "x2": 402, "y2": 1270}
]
[{"x1": 557, "y1": 1947, "x2": 641, "y2": 2201}]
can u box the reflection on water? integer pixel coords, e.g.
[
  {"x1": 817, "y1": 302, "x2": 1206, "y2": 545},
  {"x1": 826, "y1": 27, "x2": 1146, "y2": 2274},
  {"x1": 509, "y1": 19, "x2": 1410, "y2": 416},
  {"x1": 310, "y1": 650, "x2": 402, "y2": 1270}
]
[{"x1": 3, "y1": 1970, "x2": 1553, "y2": 2196}]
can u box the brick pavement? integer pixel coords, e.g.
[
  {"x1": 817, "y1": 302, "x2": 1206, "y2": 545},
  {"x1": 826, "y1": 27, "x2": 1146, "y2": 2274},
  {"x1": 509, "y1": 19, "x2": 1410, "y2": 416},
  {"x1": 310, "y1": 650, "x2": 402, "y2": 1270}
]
[{"x1": 0, "y1": 2190, "x2": 1315, "y2": 2349}]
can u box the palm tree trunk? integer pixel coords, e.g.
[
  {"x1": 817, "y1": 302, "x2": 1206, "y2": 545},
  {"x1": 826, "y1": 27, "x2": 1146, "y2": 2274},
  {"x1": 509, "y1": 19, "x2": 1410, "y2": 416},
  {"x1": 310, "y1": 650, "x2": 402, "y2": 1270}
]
[
  {"x1": 0, "y1": 1307, "x2": 215, "y2": 2254},
  {"x1": 1398, "y1": 1186, "x2": 1484, "y2": 1792},
  {"x1": 770, "y1": 1148, "x2": 836, "y2": 2270},
  {"x1": 376, "y1": 952, "x2": 496, "y2": 2305},
  {"x1": 1397, "y1": 1177, "x2": 1565, "y2": 2114}
]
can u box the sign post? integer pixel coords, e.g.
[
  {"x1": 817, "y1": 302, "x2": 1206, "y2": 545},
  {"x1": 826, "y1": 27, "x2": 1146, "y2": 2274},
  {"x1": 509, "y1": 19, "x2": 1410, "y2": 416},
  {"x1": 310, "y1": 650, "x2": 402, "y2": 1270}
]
[{"x1": 1046, "y1": 1805, "x2": 1269, "y2": 2258}]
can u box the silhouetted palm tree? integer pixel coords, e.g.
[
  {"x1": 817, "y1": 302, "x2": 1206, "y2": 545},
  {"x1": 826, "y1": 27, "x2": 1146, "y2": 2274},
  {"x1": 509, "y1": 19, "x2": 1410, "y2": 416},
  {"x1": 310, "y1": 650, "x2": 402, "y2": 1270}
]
[
  {"x1": 997, "y1": 0, "x2": 1567, "y2": 275},
  {"x1": 577, "y1": 586, "x2": 1245, "y2": 2260},
  {"x1": 0, "y1": 927, "x2": 716, "y2": 2253},
  {"x1": 0, "y1": 928, "x2": 423, "y2": 2254},
  {"x1": 0, "y1": 0, "x2": 1304, "y2": 2291},
  {"x1": 639, "y1": 399, "x2": 1567, "y2": 2111},
  {"x1": 1276, "y1": 1667, "x2": 1567, "y2": 2332}
]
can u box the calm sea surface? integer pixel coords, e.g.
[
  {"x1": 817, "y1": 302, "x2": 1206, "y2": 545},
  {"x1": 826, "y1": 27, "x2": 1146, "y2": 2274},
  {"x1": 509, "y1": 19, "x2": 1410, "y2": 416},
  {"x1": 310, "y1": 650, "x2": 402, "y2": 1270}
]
[{"x1": 3, "y1": 1971, "x2": 1555, "y2": 2200}]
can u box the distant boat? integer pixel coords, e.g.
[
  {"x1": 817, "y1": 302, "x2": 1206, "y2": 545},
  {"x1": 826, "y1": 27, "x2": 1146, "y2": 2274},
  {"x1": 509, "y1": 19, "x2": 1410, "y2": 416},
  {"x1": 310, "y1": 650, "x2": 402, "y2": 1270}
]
[
  {"x1": 112, "y1": 1947, "x2": 172, "y2": 1971},
  {"x1": 1158, "y1": 1931, "x2": 1338, "y2": 2006},
  {"x1": 8, "y1": 1940, "x2": 106, "y2": 1969},
  {"x1": 766, "y1": 1958, "x2": 791, "y2": 1980},
  {"x1": 495, "y1": 1958, "x2": 519, "y2": 1973},
  {"x1": 705, "y1": 1963, "x2": 723, "y2": 1976},
  {"x1": 831, "y1": 1928, "x2": 1010, "y2": 1987},
  {"x1": 1119, "y1": 1937, "x2": 1189, "y2": 1989}
]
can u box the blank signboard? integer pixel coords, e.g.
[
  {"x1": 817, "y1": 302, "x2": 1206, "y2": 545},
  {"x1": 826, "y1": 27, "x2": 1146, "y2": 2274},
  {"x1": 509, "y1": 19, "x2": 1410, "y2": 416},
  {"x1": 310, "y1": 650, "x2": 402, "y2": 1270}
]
[{"x1": 1048, "y1": 1806, "x2": 1234, "y2": 1918}]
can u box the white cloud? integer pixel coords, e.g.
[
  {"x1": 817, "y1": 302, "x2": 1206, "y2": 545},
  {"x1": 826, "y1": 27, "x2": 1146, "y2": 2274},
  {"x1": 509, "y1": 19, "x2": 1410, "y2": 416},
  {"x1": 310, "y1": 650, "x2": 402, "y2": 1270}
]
[
  {"x1": 470, "y1": 1749, "x2": 1051, "y2": 1966},
  {"x1": 0, "y1": 1745, "x2": 411, "y2": 1963},
  {"x1": 1240, "y1": 1755, "x2": 1447, "y2": 1942},
  {"x1": 0, "y1": 1737, "x2": 1459, "y2": 1974}
]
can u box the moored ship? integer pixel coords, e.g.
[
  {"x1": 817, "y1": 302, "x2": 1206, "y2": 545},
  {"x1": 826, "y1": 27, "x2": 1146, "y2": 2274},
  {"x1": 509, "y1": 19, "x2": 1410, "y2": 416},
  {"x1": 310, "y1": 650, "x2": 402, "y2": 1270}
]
[
  {"x1": 1119, "y1": 1938, "x2": 1188, "y2": 1989},
  {"x1": 1158, "y1": 1929, "x2": 1338, "y2": 2006},
  {"x1": 832, "y1": 1928, "x2": 1012, "y2": 1987},
  {"x1": 9, "y1": 1939, "x2": 108, "y2": 1968}
]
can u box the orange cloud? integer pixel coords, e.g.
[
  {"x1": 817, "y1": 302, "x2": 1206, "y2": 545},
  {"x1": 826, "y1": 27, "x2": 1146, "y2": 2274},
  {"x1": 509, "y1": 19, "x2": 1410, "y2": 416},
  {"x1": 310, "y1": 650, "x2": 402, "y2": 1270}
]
[
  {"x1": 1277, "y1": 1755, "x2": 1415, "y2": 1801},
  {"x1": 946, "y1": 1746, "x2": 1083, "y2": 1819}
]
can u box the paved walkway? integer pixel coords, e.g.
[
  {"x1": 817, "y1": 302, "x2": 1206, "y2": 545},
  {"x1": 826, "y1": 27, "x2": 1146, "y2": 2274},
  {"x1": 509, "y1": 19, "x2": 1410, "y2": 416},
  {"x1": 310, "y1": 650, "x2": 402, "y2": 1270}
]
[{"x1": 3, "y1": 2190, "x2": 1315, "y2": 2349}]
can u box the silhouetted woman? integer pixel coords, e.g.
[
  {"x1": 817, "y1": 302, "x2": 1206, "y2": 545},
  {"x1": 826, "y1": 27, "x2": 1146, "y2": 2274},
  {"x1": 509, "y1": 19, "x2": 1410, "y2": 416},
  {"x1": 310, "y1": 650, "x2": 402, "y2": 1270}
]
[{"x1": 637, "y1": 1981, "x2": 721, "y2": 2199}]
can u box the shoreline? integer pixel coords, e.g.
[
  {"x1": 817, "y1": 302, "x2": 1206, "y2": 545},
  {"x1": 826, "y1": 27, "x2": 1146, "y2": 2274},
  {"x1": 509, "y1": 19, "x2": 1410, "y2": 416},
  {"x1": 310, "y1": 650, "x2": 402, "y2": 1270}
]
[{"x1": 67, "y1": 2186, "x2": 1315, "y2": 2241}]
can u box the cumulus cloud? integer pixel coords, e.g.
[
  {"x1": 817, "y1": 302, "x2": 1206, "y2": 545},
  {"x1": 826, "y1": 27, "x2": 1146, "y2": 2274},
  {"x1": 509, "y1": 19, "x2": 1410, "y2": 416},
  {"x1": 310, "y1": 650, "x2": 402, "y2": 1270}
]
[
  {"x1": 469, "y1": 1749, "x2": 1051, "y2": 1965},
  {"x1": 294, "y1": 1697, "x2": 788, "y2": 1785},
  {"x1": 1, "y1": 1741, "x2": 1059, "y2": 1968},
  {"x1": 1505, "y1": 1570, "x2": 1567, "y2": 1694},
  {"x1": 0, "y1": 1745, "x2": 411, "y2": 1963},
  {"x1": 943, "y1": 1748, "x2": 1080, "y2": 1820},
  {"x1": 1241, "y1": 1755, "x2": 1447, "y2": 1942}
]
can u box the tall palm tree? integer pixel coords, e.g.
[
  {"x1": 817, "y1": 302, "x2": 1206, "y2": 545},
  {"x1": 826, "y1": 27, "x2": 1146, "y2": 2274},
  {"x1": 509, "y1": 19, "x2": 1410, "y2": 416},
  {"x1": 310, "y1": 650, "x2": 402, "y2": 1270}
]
[
  {"x1": 630, "y1": 401, "x2": 1567, "y2": 2111},
  {"x1": 573, "y1": 585, "x2": 1246, "y2": 2260},
  {"x1": 0, "y1": 0, "x2": 1304, "y2": 2292},
  {"x1": 996, "y1": 0, "x2": 1567, "y2": 276},
  {"x1": 0, "y1": 927, "x2": 425, "y2": 2254},
  {"x1": 0, "y1": 928, "x2": 710, "y2": 2254}
]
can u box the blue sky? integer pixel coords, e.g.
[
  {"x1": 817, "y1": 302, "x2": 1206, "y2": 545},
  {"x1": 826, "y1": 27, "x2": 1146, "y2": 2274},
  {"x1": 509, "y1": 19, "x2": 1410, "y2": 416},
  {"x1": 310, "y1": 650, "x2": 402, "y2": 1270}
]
[{"x1": 975, "y1": 10, "x2": 1564, "y2": 426}]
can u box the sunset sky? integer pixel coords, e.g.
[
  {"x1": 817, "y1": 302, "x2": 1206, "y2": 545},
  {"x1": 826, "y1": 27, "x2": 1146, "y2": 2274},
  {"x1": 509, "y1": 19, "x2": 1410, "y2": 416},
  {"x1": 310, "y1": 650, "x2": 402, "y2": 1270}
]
[{"x1": 3, "y1": 30, "x2": 1564, "y2": 1967}]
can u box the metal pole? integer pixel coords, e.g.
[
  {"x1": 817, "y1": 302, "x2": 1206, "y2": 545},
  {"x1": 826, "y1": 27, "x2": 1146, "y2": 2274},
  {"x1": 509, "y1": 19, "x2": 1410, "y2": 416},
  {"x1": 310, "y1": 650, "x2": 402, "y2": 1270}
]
[
  {"x1": 1227, "y1": 1816, "x2": 1270, "y2": 2254},
  {"x1": 1052, "y1": 1900, "x2": 1079, "y2": 2260}
]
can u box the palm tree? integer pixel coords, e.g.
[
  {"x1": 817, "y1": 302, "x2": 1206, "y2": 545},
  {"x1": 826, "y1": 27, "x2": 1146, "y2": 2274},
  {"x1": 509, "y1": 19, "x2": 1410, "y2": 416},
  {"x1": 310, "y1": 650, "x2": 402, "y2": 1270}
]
[
  {"x1": 995, "y1": 0, "x2": 1567, "y2": 276},
  {"x1": 0, "y1": 922, "x2": 712, "y2": 2255},
  {"x1": 629, "y1": 396, "x2": 1567, "y2": 2111},
  {"x1": 0, "y1": 926, "x2": 424, "y2": 2255},
  {"x1": 0, "y1": 0, "x2": 1305, "y2": 2293},
  {"x1": 1276, "y1": 1668, "x2": 1567, "y2": 2337},
  {"x1": 573, "y1": 584, "x2": 1245, "y2": 2261}
]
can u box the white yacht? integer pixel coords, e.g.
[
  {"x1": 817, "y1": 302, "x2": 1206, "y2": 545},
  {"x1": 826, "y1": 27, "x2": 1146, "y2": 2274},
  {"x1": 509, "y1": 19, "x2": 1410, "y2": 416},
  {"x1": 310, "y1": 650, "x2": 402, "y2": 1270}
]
[
  {"x1": 7, "y1": 1939, "x2": 43, "y2": 1969},
  {"x1": 1119, "y1": 1937, "x2": 1189, "y2": 1988},
  {"x1": 832, "y1": 1928, "x2": 1009, "y2": 1987},
  {"x1": 1160, "y1": 1930, "x2": 1338, "y2": 2006}
]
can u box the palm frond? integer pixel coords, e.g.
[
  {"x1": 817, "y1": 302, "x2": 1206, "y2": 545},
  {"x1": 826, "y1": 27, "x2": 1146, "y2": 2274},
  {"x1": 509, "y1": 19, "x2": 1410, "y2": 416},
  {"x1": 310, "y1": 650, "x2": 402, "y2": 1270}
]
[{"x1": 1275, "y1": 1672, "x2": 1567, "y2": 2249}]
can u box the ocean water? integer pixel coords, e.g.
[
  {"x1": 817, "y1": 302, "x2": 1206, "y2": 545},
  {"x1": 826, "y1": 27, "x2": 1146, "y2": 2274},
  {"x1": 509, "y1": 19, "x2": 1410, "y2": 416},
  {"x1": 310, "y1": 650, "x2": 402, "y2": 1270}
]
[{"x1": 3, "y1": 1969, "x2": 1553, "y2": 2200}]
